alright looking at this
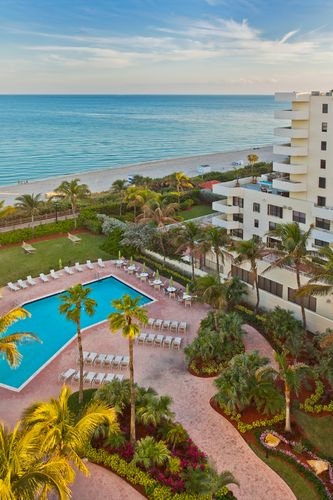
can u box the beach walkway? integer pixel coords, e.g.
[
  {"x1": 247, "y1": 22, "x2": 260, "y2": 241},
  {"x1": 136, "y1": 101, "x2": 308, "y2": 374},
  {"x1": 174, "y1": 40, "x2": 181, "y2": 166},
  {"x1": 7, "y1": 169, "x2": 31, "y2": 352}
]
[{"x1": 0, "y1": 259, "x2": 294, "y2": 500}]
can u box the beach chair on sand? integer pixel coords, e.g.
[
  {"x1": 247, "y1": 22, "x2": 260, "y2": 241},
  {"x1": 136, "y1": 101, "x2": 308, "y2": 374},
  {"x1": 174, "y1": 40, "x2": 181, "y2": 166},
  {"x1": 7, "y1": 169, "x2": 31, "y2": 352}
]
[
  {"x1": 97, "y1": 258, "x2": 105, "y2": 268},
  {"x1": 68, "y1": 233, "x2": 81, "y2": 244},
  {"x1": 8, "y1": 282, "x2": 20, "y2": 292},
  {"x1": 26, "y1": 275, "x2": 36, "y2": 286},
  {"x1": 40, "y1": 273, "x2": 49, "y2": 282}
]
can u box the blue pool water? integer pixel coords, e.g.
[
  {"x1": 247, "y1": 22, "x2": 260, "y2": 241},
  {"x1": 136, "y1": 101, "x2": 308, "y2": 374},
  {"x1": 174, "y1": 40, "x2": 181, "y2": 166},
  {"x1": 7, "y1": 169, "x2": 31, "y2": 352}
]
[{"x1": 0, "y1": 276, "x2": 152, "y2": 391}]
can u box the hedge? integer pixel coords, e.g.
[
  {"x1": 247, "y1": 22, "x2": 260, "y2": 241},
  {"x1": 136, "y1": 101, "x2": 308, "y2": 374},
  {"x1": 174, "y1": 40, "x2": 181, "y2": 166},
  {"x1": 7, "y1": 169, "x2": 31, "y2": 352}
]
[{"x1": 0, "y1": 220, "x2": 77, "y2": 245}]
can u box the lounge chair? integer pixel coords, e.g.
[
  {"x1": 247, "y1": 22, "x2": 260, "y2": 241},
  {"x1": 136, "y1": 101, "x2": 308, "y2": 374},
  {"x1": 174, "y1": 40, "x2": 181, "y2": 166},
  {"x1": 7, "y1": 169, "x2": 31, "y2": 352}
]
[
  {"x1": 72, "y1": 370, "x2": 87, "y2": 383},
  {"x1": 26, "y1": 275, "x2": 36, "y2": 286},
  {"x1": 93, "y1": 372, "x2": 106, "y2": 385},
  {"x1": 104, "y1": 354, "x2": 114, "y2": 367},
  {"x1": 137, "y1": 332, "x2": 147, "y2": 344},
  {"x1": 162, "y1": 320, "x2": 171, "y2": 331},
  {"x1": 104, "y1": 373, "x2": 115, "y2": 383},
  {"x1": 172, "y1": 337, "x2": 182, "y2": 350},
  {"x1": 163, "y1": 336, "x2": 173, "y2": 348},
  {"x1": 145, "y1": 333, "x2": 155, "y2": 345},
  {"x1": 153, "y1": 319, "x2": 163, "y2": 330},
  {"x1": 86, "y1": 260, "x2": 94, "y2": 270},
  {"x1": 147, "y1": 318, "x2": 155, "y2": 329},
  {"x1": 84, "y1": 371, "x2": 96, "y2": 385},
  {"x1": 85, "y1": 352, "x2": 97, "y2": 365},
  {"x1": 68, "y1": 232, "x2": 81, "y2": 244},
  {"x1": 17, "y1": 279, "x2": 28, "y2": 289},
  {"x1": 58, "y1": 368, "x2": 76, "y2": 383},
  {"x1": 64, "y1": 266, "x2": 74, "y2": 275},
  {"x1": 40, "y1": 273, "x2": 49, "y2": 282},
  {"x1": 178, "y1": 322, "x2": 187, "y2": 334},
  {"x1": 94, "y1": 353, "x2": 107, "y2": 366},
  {"x1": 22, "y1": 241, "x2": 36, "y2": 253},
  {"x1": 50, "y1": 269, "x2": 60, "y2": 280},
  {"x1": 115, "y1": 374, "x2": 124, "y2": 382},
  {"x1": 7, "y1": 282, "x2": 20, "y2": 292},
  {"x1": 112, "y1": 355, "x2": 123, "y2": 368},
  {"x1": 170, "y1": 321, "x2": 179, "y2": 333},
  {"x1": 120, "y1": 356, "x2": 129, "y2": 369},
  {"x1": 75, "y1": 262, "x2": 84, "y2": 272},
  {"x1": 154, "y1": 334, "x2": 164, "y2": 347},
  {"x1": 97, "y1": 258, "x2": 105, "y2": 268}
]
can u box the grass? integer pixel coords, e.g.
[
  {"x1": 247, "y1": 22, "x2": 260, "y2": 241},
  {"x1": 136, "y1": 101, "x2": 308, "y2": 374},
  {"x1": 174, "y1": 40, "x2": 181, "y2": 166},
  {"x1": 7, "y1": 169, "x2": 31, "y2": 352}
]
[
  {"x1": 0, "y1": 232, "x2": 110, "y2": 287},
  {"x1": 294, "y1": 409, "x2": 333, "y2": 459},
  {"x1": 250, "y1": 441, "x2": 322, "y2": 500},
  {"x1": 179, "y1": 204, "x2": 216, "y2": 220}
]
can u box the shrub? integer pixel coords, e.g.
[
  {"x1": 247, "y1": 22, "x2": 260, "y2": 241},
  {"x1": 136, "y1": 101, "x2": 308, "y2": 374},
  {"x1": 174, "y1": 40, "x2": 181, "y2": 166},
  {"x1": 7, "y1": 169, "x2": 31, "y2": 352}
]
[{"x1": 0, "y1": 220, "x2": 77, "y2": 245}]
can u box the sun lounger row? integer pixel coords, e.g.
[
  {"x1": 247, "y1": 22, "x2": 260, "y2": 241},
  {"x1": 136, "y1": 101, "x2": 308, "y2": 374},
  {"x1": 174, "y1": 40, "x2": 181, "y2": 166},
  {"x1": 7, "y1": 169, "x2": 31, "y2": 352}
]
[
  {"x1": 7, "y1": 276, "x2": 37, "y2": 291},
  {"x1": 143, "y1": 318, "x2": 187, "y2": 334},
  {"x1": 58, "y1": 368, "x2": 125, "y2": 385},
  {"x1": 136, "y1": 333, "x2": 183, "y2": 349},
  {"x1": 80, "y1": 351, "x2": 129, "y2": 369}
]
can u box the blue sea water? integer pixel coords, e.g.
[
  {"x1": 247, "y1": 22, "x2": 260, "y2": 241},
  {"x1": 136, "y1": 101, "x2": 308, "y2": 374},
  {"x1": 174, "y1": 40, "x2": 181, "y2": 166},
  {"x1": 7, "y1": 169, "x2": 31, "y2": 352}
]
[{"x1": 0, "y1": 95, "x2": 285, "y2": 186}]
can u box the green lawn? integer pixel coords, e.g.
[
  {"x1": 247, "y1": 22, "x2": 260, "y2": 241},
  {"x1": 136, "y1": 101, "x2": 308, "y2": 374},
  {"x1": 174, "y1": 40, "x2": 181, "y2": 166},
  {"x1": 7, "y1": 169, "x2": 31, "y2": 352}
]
[
  {"x1": 294, "y1": 409, "x2": 333, "y2": 459},
  {"x1": 179, "y1": 204, "x2": 216, "y2": 220},
  {"x1": 0, "y1": 233, "x2": 110, "y2": 287}
]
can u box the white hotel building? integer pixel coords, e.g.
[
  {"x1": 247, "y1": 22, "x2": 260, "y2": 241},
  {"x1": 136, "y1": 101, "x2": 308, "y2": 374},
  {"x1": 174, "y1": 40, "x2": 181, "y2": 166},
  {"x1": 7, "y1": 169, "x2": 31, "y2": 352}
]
[{"x1": 211, "y1": 90, "x2": 333, "y2": 333}]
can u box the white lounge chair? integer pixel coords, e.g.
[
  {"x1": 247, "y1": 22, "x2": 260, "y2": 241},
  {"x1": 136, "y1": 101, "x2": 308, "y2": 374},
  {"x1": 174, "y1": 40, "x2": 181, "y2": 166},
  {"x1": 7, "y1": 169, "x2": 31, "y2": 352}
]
[
  {"x1": 81, "y1": 351, "x2": 90, "y2": 363},
  {"x1": 147, "y1": 318, "x2": 155, "y2": 329},
  {"x1": 8, "y1": 282, "x2": 20, "y2": 292},
  {"x1": 94, "y1": 353, "x2": 107, "y2": 366},
  {"x1": 84, "y1": 371, "x2": 96, "y2": 385},
  {"x1": 154, "y1": 334, "x2": 164, "y2": 347},
  {"x1": 112, "y1": 355, "x2": 123, "y2": 368},
  {"x1": 22, "y1": 241, "x2": 36, "y2": 253},
  {"x1": 153, "y1": 319, "x2": 163, "y2": 330},
  {"x1": 68, "y1": 232, "x2": 81, "y2": 244},
  {"x1": 64, "y1": 266, "x2": 74, "y2": 275},
  {"x1": 104, "y1": 373, "x2": 115, "y2": 383},
  {"x1": 86, "y1": 260, "x2": 94, "y2": 270},
  {"x1": 115, "y1": 374, "x2": 124, "y2": 382},
  {"x1": 120, "y1": 356, "x2": 130, "y2": 369},
  {"x1": 85, "y1": 352, "x2": 97, "y2": 365},
  {"x1": 26, "y1": 275, "x2": 36, "y2": 286},
  {"x1": 93, "y1": 372, "x2": 106, "y2": 385},
  {"x1": 40, "y1": 273, "x2": 49, "y2": 282},
  {"x1": 172, "y1": 337, "x2": 182, "y2": 350},
  {"x1": 72, "y1": 370, "x2": 87, "y2": 383},
  {"x1": 163, "y1": 336, "x2": 173, "y2": 348},
  {"x1": 137, "y1": 332, "x2": 147, "y2": 344},
  {"x1": 170, "y1": 321, "x2": 179, "y2": 333},
  {"x1": 97, "y1": 258, "x2": 105, "y2": 268},
  {"x1": 178, "y1": 322, "x2": 187, "y2": 335},
  {"x1": 162, "y1": 320, "x2": 171, "y2": 331},
  {"x1": 75, "y1": 262, "x2": 84, "y2": 272},
  {"x1": 50, "y1": 269, "x2": 59, "y2": 280},
  {"x1": 58, "y1": 368, "x2": 76, "y2": 383},
  {"x1": 145, "y1": 333, "x2": 155, "y2": 345},
  {"x1": 17, "y1": 279, "x2": 28, "y2": 289},
  {"x1": 104, "y1": 354, "x2": 114, "y2": 367}
]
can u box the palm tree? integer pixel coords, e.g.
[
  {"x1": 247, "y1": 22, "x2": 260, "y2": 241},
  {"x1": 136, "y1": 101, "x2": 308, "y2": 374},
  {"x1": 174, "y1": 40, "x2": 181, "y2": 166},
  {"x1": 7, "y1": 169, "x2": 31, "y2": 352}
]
[
  {"x1": 0, "y1": 307, "x2": 39, "y2": 368},
  {"x1": 125, "y1": 187, "x2": 160, "y2": 218},
  {"x1": 111, "y1": 179, "x2": 128, "y2": 216},
  {"x1": 108, "y1": 294, "x2": 148, "y2": 444},
  {"x1": 136, "y1": 393, "x2": 174, "y2": 427},
  {"x1": 136, "y1": 200, "x2": 179, "y2": 263},
  {"x1": 169, "y1": 171, "x2": 193, "y2": 201},
  {"x1": 94, "y1": 378, "x2": 131, "y2": 415},
  {"x1": 267, "y1": 222, "x2": 314, "y2": 328},
  {"x1": 183, "y1": 464, "x2": 239, "y2": 498},
  {"x1": 15, "y1": 192, "x2": 43, "y2": 225},
  {"x1": 247, "y1": 153, "x2": 259, "y2": 182},
  {"x1": 0, "y1": 421, "x2": 73, "y2": 499},
  {"x1": 21, "y1": 385, "x2": 119, "y2": 475},
  {"x1": 204, "y1": 225, "x2": 231, "y2": 282},
  {"x1": 195, "y1": 274, "x2": 228, "y2": 313},
  {"x1": 132, "y1": 436, "x2": 171, "y2": 469},
  {"x1": 297, "y1": 245, "x2": 333, "y2": 299},
  {"x1": 59, "y1": 284, "x2": 97, "y2": 404},
  {"x1": 274, "y1": 350, "x2": 311, "y2": 433},
  {"x1": 232, "y1": 236, "x2": 269, "y2": 312},
  {"x1": 176, "y1": 221, "x2": 205, "y2": 281},
  {"x1": 55, "y1": 178, "x2": 90, "y2": 228}
]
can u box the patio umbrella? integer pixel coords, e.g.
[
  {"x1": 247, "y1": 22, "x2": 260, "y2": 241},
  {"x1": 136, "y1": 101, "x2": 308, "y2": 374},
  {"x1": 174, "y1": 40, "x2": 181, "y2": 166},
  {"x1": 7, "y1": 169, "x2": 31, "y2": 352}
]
[
  {"x1": 185, "y1": 283, "x2": 190, "y2": 295},
  {"x1": 142, "y1": 262, "x2": 146, "y2": 273},
  {"x1": 130, "y1": 256, "x2": 133, "y2": 265},
  {"x1": 118, "y1": 250, "x2": 121, "y2": 260},
  {"x1": 169, "y1": 276, "x2": 174, "y2": 288},
  {"x1": 155, "y1": 270, "x2": 160, "y2": 281}
]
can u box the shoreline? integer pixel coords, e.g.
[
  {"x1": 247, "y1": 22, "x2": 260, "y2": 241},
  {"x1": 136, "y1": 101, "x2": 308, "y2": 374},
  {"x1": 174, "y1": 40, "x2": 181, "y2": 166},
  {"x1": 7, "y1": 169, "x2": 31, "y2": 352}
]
[{"x1": 0, "y1": 145, "x2": 274, "y2": 205}]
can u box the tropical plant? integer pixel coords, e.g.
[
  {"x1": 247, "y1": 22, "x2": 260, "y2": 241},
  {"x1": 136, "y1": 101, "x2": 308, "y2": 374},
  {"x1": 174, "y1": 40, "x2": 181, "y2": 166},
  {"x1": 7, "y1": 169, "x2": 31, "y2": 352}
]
[
  {"x1": 14, "y1": 192, "x2": 43, "y2": 225},
  {"x1": 0, "y1": 200, "x2": 15, "y2": 219},
  {"x1": 159, "y1": 422, "x2": 189, "y2": 450},
  {"x1": 214, "y1": 351, "x2": 284, "y2": 415},
  {"x1": 108, "y1": 294, "x2": 148, "y2": 444},
  {"x1": 111, "y1": 179, "x2": 128, "y2": 216},
  {"x1": 55, "y1": 178, "x2": 90, "y2": 228},
  {"x1": 94, "y1": 378, "x2": 131, "y2": 414},
  {"x1": 21, "y1": 385, "x2": 119, "y2": 476},
  {"x1": 232, "y1": 236, "x2": 269, "y2": 312},
  {"x1": 183, "y1": 464, "x2": 239, "y2": 498},
  {"x1": 204, "y1": 225, "x2": 232, "y2": 282},
  {"x1": 264, "y1": 306, "x2": 305, "y2": 360},
  {"x1": 169, "y1": 171, "x2": 193, "y2": 200},
  {"x1": 136, "y1": 393, "x2": 174, "y2": 427},
  {"x1": 297, "y1": 245, "x2": 333, "y2": 302},
  {"x1": 132, "y1": 436, "x2": 171, "y2": 469},
  {"x1": 176, "y1": 221, "x2": 206, "y2": 281},
  {"x1": 125, "y1": 186, "x2": 160, "y2": 218},
  {"x1": 195, "y1": 275, "x2": 247, "y2": 318},
  {"x1": 0, "y1": 422, "x2": 73, "y2": 500},
  {"x1": 0, "y1": 307, "x2": 39, "y2": 368},
  {"x1": 59, "y1": 284, "x2": 97, "y2": 404},
  {"x1": 266, "y1": 222, "x2": 314, "y2": 328},
  {"x1": 247, "y1": 153, "x2": 259, "y2": 181}
]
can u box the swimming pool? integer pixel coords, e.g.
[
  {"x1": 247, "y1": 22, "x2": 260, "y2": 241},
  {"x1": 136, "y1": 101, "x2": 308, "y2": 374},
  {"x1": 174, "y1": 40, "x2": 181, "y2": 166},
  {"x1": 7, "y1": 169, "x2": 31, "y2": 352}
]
[{"x1": 0, "y1": 276, "x2": 153, "y2": 392}]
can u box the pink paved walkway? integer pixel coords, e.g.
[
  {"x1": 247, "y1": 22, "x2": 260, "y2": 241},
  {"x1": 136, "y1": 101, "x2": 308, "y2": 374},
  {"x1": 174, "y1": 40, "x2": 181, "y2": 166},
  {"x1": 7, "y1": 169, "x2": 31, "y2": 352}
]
[{"x1": 0, "y1": 261, "x2": 295, "y2": 500}]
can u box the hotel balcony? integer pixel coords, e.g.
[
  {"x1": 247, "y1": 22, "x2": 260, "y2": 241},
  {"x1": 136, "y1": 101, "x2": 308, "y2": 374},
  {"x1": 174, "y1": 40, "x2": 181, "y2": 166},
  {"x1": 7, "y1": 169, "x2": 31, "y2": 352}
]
[
  {"x1": 312, "y1": 229, "x2": 333, "y2": 244},
  {"x1": 211, "y1": 215, "x2": 242, "y2": 230},
  {"x1": 273, "y1": 161, "x2": 307, "y2": 175},
  {"x1": 213, "y1": 180, "x2": 248, "y2": 197},
  {"x1": 274, "y1": 110, "x2": 309, "y2": 120},
  {"x1": 274, "y1": 127, "x2": 308, "y2": 139},
  {"x1": 312, "y1": 204, "x2": 333, "y2": 221},
  {"x1": 273, "y1": 143, "x2": 308, "y2": 157},
  {"x1": 272, "y1": 178, "x2": 307, "y2": 192},
  {"x1": 275, "y1": 92, "x2": 310, "y2": 102},
  {"x1": 212, "y1": 200, "x2": 241, "y2": 214}
]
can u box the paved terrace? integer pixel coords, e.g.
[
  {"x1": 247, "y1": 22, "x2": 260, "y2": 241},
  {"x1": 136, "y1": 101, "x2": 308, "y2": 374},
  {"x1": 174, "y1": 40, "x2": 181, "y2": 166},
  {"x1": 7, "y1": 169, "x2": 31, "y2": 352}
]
[{"x1": 0, "y1": 261, "x2": 294, "y2": 500}]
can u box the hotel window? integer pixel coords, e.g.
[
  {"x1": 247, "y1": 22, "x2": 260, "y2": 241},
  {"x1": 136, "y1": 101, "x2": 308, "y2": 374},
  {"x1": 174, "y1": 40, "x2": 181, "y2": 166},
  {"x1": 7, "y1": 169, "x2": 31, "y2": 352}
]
[
  {"x1": 322, "y1": 122, "x2": 328, "y2": 132},
  {"x1": 321, "y1": 141, "x2": 327, "y2": 151},
  {"x1": 314, "y1": 239, "x2": 329, "y2": 247},
  {"x1": 267, "y1": 204, "x2": 283, "y2": 218},
  {"x1": 254, "y1": 219, "x2": 259, "y2": 228},
  {"x1": 258, "y1": 276, "x2": 283, "y2": 297},
  {"x1": 322, "y1": 103, "x2": 328, "y2": 113},
  {"x1": 315, "y1": 217, "x2": 330, "y2": 230},
  {"x1": 233, "y1": 196, "x2": 244, "y2": 208},
  {"x1": 253, "y1": 202, "x2": 260, "y2": 213},
  {"x1": 269, "y1": 221, "x2": 277, "y2": 231},
  {"x1": 317, "y1": 196, "x2": 326, "y2": 207},
  {"x1": 288, "y1": 288, "x2": 316, "y2": 312},
  {"x1": 233, "y1": 213, "x2": 243, "y2": 223},
  {"x1": 318, "y1": 177, "x2": 326, "y2": 188},
  {"x1": 320, "y1": 159, "x2": 326, "y2": 169},
  {"x1": 231, "y1": 228, "x2": 243, "y2": 238},
  {"x1": 253, "y1": 234, "x2": 260, "y2": 243},
  {"x1": 231, "y1": 265, "x2": 253, "y2": 285},
  {"x1": 292, "y1": 211, "x2": 306, "y2": 224}
]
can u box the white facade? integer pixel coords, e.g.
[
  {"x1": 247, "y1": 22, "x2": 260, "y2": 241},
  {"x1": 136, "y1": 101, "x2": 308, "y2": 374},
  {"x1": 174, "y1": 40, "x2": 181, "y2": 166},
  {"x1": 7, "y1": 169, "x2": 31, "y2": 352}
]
[{"x1": 211, "y1": 90, "x2": 333, "y2": 332}]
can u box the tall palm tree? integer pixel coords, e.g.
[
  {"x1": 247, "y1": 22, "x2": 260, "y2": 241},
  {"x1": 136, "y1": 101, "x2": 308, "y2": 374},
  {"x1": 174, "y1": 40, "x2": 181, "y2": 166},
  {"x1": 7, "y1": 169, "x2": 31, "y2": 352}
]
[
  {"x1": 204, "y1": 225, "x2": 231, "y2": 282},
  {"x1": 125, "y1": 186, "x2": 160, "y2": 218},
  {"x1": 108, "y1": 294, "x2": 148, "y2": 444},
  {"x1": 0, "y1": 421, "x2": 74, "y2": 500},
  {"x1": 136, "y1": 200, "x2": 179, "y2": 263},
  {"x1": 111, "y1": 179, "x2": 128, "y2": 216},
  {"x1": 247, "y1": 153, "x2": 259, "y2": 182},
  {"x1": 267, "y1": 222, "x2": 314, "y2": 328},
  {"x1": 59, "y1": 284, "x2": 97, "y2": 404},
  {"x1": 21, "y1": 386, "x2": 119, "y2": 476},
  {"x1": 232, "y1": 236, "x2": 268, "y2": 312},
  {"x1": 170, "y1": 171, "x2": 193, "y2": 201},
  {"x1": 0, "y1": 307, "x2": 39, "y2": 368},
  {"x1": 176, "y1": 221, "x2": 205, "y2": 281},
  {"x1": 297, "y1": 245, "x2": 333, "y2": 298},
  {"x1": 55, "y1": 178, "x2": 90, "y2": 228},
  {"x1": 15, "y1": 192, "x2": 43, "y2": 225}
]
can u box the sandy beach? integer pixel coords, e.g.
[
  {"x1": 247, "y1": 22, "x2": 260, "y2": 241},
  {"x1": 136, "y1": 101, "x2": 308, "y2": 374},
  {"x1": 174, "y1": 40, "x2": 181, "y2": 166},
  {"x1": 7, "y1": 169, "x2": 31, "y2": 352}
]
[{"x1": 0, "y1": 145, "x2": 274, "y2": 206}]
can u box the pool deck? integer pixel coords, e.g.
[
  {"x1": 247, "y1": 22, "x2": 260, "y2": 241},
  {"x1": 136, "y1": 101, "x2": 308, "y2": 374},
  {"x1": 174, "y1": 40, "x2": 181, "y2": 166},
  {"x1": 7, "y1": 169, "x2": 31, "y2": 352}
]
[{"x1": 0, "y1": 261, "x2": 295, "y2": 500}]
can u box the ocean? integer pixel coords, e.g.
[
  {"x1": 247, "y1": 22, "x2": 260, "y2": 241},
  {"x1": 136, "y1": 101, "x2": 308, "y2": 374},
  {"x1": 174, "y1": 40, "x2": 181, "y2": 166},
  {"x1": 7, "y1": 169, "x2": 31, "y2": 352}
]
[{"x1": 0, "y1": 95, "x2": 286, "y2": 186}]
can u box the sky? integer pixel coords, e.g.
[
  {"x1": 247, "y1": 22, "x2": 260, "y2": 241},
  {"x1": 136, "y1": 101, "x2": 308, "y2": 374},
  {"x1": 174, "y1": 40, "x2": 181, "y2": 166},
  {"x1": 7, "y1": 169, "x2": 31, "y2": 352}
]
[{"x1": 1, "y1": 0, "x2": 333, "y2": 94}]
